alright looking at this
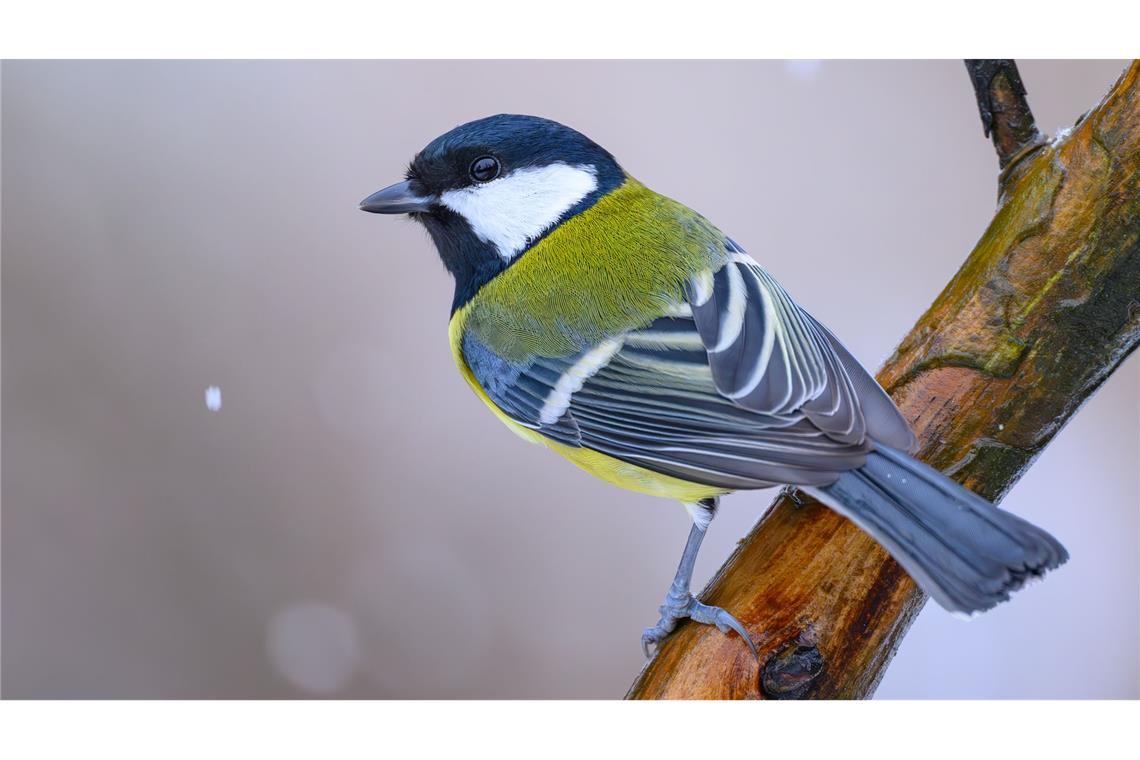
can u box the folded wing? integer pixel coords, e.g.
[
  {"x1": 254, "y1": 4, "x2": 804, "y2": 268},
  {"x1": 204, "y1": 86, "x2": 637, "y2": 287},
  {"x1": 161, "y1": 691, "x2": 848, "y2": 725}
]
[
  {"x1": 463, "y1": 240, "x2": 923, "y2": 489},
  {"x1": 689, "y1": 239, "x2": 915, "y2": 452}
]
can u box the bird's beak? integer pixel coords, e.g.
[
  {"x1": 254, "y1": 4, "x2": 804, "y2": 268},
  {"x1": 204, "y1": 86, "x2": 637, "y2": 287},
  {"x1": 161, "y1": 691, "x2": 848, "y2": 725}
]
[{"x1": 359, "y1": 180, "x2": 436, "y2": 214}]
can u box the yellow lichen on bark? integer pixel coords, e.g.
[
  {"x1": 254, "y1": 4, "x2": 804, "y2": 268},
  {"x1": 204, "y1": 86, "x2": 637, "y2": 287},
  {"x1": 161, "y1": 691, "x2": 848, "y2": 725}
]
[{"x1": 628, "y1": 61, "x2": 1140, "y2": 700}]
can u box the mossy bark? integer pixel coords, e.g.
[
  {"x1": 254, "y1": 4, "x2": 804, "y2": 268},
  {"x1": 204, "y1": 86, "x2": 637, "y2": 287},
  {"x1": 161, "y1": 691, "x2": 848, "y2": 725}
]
[{"x1": 627, "y1": 61, "x2": 1140, "y2": 700}]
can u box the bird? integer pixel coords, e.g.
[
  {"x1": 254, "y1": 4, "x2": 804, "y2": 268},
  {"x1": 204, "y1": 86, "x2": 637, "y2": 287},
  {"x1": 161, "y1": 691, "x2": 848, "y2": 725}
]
[{"x1": 360, "y1": 114, "x2": 1068, "y2": 658}]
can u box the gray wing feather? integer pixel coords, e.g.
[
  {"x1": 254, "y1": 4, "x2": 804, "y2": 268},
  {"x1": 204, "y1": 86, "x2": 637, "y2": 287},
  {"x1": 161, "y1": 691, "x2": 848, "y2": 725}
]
[
  {"x1": 690, "y1": 242, "x2": 910, "y2": 449},
  {"x1": 465, "y1": 315, "x2": 869, "y2": 491},
  {"x1": 810, "y1": 321, "x2": 918, "y2": 453},
  {"x1": 463, "y1": 239, "x2": 912, "y2": 491}
]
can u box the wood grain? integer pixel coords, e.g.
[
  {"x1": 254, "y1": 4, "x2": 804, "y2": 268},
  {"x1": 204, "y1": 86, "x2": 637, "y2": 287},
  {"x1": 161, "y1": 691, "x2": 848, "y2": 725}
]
[{"x1": 627, "y1": 61, "x2": 1140, "y2": 700}]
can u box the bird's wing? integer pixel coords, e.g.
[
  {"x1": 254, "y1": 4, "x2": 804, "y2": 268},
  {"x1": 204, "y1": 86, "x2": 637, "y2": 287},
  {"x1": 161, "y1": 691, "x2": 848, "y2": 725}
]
[
  {"x1": 463, "y1": 320, "x2": 865, "y2": 489},
  {"x1": 689, "y1": 239, "x2": 915, "y2": 452},
  {"x1": 461, "y1": 241, "x2": 915, "y2": 490}
]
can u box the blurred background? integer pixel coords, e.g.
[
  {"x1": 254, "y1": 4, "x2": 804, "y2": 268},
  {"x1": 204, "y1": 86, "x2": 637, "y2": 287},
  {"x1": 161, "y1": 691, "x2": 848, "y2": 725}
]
[{"x1": 2, "y1": 60, "x2": 1136, "y2": 699}]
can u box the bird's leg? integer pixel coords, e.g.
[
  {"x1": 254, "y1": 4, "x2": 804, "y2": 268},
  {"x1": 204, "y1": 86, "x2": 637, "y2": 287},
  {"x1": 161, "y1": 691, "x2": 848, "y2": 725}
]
[{"x1": 641, "y1": 497, "x2": 758, "y2": 660}]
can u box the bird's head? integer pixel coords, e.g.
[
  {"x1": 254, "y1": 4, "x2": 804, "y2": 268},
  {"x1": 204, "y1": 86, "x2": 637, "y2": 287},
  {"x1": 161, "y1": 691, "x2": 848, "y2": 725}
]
[{"x1": 360, "y1": 114, "x2": 626, "y2": 310}]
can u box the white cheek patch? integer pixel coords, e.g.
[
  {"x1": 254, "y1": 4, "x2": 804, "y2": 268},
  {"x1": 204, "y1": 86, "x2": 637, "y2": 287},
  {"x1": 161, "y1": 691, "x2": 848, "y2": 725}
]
[{"x1": 440, "y1": 163, "x2": 599, "y2": 262}]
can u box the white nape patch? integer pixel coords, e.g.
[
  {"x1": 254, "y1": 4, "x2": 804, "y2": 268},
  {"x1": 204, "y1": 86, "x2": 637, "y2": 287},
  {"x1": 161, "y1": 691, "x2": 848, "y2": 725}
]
[
  {"x1": 539, "y1": 339, "x2": 623, "y2": 425},
  {"x1": 440, "y1": 162, "x2": 598, "y2": 262}
]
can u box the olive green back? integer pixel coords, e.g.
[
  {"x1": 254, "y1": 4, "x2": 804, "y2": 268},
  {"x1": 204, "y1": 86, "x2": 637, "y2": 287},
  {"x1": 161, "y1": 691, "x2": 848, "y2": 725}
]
[{"x1": 463, "y1": 177, "x2": 728, "y2": 362}]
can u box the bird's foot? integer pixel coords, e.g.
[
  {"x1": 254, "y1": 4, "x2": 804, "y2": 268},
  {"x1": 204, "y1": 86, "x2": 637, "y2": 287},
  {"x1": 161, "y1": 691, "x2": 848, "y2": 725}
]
[
  {"x1": 782, "y1": 485, "x2": 808, "y2": 508},
  {"x1": 641, "y1": 588, "x2": 757, "y2": 660}
]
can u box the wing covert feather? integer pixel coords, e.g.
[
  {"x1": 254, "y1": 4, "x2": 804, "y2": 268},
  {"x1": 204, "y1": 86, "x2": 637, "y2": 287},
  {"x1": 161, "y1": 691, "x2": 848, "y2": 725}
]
[{"x1": 461, "y1": 239, "x2": 913, "y2": 490}]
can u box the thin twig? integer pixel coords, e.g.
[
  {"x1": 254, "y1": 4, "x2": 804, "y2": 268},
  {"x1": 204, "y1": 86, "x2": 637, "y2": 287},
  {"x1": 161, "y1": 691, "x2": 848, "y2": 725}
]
[{"x1": 964, "y1": 60, "x2": 1047, "y2": 191}]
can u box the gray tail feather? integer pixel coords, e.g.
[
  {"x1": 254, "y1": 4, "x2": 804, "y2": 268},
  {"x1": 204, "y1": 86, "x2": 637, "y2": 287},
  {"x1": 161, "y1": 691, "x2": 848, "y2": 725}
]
[{"x1": 807, "y1": 444, "x2": 1068, "y2": 616}]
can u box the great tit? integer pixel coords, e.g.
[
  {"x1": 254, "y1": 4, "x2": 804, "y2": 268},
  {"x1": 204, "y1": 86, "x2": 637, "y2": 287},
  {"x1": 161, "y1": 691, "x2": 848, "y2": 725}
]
[{"x1": 361, "y1": 114, "x2": 1067, "y2": 657}]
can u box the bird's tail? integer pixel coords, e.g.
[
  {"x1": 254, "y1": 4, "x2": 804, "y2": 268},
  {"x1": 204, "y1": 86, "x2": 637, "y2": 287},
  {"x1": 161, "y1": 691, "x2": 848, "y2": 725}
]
[{"x1": 806, "y1": 444, "x2": 1068, "y2": 616}]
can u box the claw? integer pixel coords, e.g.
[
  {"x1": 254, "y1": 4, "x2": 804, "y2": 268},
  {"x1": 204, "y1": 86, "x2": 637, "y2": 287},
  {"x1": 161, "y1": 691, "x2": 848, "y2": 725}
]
[
  {"x1": 641, "y1": 595, "x2": 757, "y2": 662},
  {"x1": 642, "y1": 511, "x2": 758, "y2": 664},
  {"x1": 691, "y1": 601, "x2": 759, "y2": 661},
  {"x1": 641, "y1": 619, "x2": 676, "y2": 658},
  {"x1": 641, "y1": 595, "x2": 688, "y2": 658}
]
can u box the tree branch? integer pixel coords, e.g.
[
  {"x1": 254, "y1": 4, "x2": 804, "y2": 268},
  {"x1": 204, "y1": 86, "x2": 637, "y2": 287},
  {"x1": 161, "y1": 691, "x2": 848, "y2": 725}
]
[
  {"x1": 627, "y1": 61, "x2": 1140, "y2": 700},
  {"x1": 965, "y1": 60, "x2": 1048, "y2": 194}
]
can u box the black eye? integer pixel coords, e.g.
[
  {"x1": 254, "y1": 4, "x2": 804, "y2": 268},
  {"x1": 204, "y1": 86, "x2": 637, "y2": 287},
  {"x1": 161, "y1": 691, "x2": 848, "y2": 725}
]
[{"x1": 469, "y1": 156, "x2": 501, "y2": 183}]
